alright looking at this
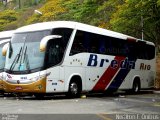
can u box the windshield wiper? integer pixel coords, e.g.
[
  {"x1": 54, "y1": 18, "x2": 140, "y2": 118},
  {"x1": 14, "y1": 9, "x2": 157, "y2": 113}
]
[
  {"x1": 23, "y1": 46, "x2": 30, "y2": 71},
  {"x1": 9, "y1": 41, "x2": 13, "y2": 58},
  {"x1": 10, "y1": 47, "x2": 22, "y2": 71}
]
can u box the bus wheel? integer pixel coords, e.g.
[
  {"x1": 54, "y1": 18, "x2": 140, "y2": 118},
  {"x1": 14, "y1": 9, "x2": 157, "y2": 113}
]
[
  {"x1": 132, "y1": 80, "x2": 140, "y2": 94},
  {"x1": 34, "y1": 93, "x2": 45, "y2": 99},
  {"x1": 0, "y1": 91, "x2": 4, "y2": 95},
  {"x1": 68, "y1": 81, "x2": 81, "y2": 98}
]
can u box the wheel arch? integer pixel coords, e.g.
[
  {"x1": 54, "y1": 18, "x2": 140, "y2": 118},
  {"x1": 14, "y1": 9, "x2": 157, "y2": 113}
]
[
  {"x1": 132, "y1": 76, "x2": 141, "y2": 87},
  {"x1": 65, "y1": 73, "x2": 83, "y2": 92}
]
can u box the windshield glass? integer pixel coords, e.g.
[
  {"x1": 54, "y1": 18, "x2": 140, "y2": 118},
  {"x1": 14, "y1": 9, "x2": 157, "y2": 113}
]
[
  {"x1": 0, "y1": 43, "x2": 6, "y2": 72},
  {"x1": 5, "y1": 30, "x2": 51, "y2": 74}
]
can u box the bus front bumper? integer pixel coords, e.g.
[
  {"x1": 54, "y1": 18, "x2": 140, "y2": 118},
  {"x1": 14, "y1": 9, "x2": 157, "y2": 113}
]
[{"x1": 3, "y1": 77, "x2": 46, "y2": 93}]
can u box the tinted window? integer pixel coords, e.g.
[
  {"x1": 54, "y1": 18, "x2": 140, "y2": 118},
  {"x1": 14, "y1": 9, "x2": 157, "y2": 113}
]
[
  {"x1": 70, "y1": 30, "x2": 128, "y2": 56},
  {"x1": 52, "y1": 28, "x2": 73, "y2": 50},
  {"x1": 70, "y1": 30, "x2": 155, "y2": 60},
  {"x1": 137, "y1": 42, "x2": 155, "y2": 60},
  {"x1": 45, "y1": 28, "x2": 73, "y2": 68},
  {"x1": 45, "y1": 38, "x2": 63, "y2": 67},
  {"x1": 146, "y1": 44, "x2": 155, "y2": 59},
  {"x1": 70, "y1": 31, "x2": 89, "y2": 55}
]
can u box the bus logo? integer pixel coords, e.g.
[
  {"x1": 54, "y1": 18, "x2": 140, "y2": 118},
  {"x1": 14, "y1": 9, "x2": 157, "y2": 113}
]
[{"x1": 87, "y1": 54, "x2": 135, "y2": 69}]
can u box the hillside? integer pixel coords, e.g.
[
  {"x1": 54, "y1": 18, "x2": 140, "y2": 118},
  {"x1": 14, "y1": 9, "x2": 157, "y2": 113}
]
[
  {"x1": 0, "y1": 0, "x2": 160, "y2": 44},
  {"x1": 0, "y1": 0, "x2": 44, "y2": 30}
]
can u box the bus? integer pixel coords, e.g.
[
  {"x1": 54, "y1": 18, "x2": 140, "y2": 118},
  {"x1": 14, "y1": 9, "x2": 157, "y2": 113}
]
[
  {"x1": 2, "y1": 21, "x2": 155, "y2": 97},
  {"x1": 0, "y1": 30, "x2": 14, "y2": 93}
]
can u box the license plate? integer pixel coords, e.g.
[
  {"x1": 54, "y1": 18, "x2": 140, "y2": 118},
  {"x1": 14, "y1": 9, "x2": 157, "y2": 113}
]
[{"x1": 15, "y1": 86, "x2": 22, "y2": 90}]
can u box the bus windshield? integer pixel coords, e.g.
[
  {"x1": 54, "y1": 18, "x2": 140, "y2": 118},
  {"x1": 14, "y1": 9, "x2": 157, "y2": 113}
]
[
  {"x1": 5, "y1": 30, "x2": 51, "y2": 74},
  {"x1": 0, "y1": 44, "x2": 6, "y2": 72}
]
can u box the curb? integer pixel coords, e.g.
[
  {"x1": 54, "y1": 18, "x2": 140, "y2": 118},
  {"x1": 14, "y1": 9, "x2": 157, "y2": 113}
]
[{"x1": 153, "y1": 90, "x2": 160, "y2": 94}]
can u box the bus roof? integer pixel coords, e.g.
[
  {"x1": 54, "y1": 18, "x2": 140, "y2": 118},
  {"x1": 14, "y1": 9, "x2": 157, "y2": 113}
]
[
  {"x1": 0, "y1": 30, "x2": 15, "y2": 39},
  {"x1": 15, "y1": 21, "x2": 135, "y2": 40},
  {"x1": 15, "y1": 21, "x2": 154, "y2": 45},
  {"x1": 0, "y1": 39, "x2": 10, "y2": 45}
]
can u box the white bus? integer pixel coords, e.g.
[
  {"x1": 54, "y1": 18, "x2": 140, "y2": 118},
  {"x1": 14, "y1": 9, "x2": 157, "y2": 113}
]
[
  {"x1": 0, "y1": 30, "x2": 14, "y2": 93},
  {"x1": 2, "y1": 21, "x2": 155, "y2": 97}
]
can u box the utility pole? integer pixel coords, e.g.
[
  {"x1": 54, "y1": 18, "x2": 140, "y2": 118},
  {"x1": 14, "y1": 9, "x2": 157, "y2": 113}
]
[
  {"x1": 141, "y1": 0, "x2": 144, "y2": 40},
  {"x1": 19, "y1": 0, "x2": 21, "y2": 9},
  {"x1": 141, "y1": 15, "x2": 144, "y2": 40}
]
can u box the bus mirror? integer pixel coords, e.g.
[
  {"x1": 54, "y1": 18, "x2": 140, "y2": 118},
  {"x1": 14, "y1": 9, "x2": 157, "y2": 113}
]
[
  {"x1": 2, "y1": 43, "x2": 9, "y2": 56},
  {"x1": 40, "y1": 35, "x2": 62, "y2": 52}
]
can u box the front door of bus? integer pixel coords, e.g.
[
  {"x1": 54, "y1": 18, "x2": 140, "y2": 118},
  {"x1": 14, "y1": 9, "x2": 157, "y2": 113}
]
[{"x1": 45, "y1": 39, "x2": 65, "y2": 93}]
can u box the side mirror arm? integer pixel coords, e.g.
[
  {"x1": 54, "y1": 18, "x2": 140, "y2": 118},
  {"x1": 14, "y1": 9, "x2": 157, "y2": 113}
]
[{"x1": 40, "y1": 35, "x2": 62, "y2": 52}]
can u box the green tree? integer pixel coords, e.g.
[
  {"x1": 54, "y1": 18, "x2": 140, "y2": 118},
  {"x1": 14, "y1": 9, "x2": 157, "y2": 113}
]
[
  {"x1": 110, "y1": 0, "x2": 160, "y2": 44},
  {"x1": 96, "y1": 0, "x2": 124, "y2": 28},
  {"x1": 60, "y1": 0, "x2": 100, "y2": 25},
  {"x1": 157, "y1": 0, "x2": 160, "y2": 5},
  {"x1": 27, "y1": 0, "x2": 66, "y2": 24},
  {"x1": 0, "y1": 10, "x2": 18, "y2": 31}
]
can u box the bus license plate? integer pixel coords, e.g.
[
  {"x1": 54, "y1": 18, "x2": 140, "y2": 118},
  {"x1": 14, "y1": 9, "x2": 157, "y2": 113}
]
[{"x1": 15, "y1": 86, "x2": 22, "y2": 90}]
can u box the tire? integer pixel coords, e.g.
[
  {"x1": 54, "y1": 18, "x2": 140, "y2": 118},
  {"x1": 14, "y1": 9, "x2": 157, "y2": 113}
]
[
  {"x1": 132, "y1": 81, "x2": 140, "y2": 94},
  {"x1": 67, "y1": 81, "x2": 81, "y2": 98},
  {"x1": 0, "y1": 91, "x2": 4, "y2": 95},
  {"x1": 34, "y1": 93, "x2": 45, "y2": 99}
]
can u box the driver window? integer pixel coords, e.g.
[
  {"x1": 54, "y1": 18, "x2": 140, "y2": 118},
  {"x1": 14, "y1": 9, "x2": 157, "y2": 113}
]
[{"x1": 45, "y1": 38, "x2": 63, "y2": 68}]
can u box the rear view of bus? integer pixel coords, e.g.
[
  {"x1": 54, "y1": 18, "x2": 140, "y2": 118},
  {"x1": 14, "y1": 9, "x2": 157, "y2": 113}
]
[{"x1": 0, "y1": 30, "x2": 14, "y2": 93}]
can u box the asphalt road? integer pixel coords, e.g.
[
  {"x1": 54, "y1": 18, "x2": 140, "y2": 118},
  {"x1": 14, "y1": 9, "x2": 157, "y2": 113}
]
[{"x1": 0, "y1": 91, "x2": 160, "y2": 120}]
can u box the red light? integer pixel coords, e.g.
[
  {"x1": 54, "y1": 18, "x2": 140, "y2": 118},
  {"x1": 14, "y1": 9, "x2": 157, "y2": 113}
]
[{"x1": 127, "y1": 37, "x2": 137, "y2": 42}]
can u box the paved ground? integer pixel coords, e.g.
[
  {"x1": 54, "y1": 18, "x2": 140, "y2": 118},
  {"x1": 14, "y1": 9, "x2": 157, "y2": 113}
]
[{"x1": 0, "y1": 91, "x2": 160, "y2": 120}]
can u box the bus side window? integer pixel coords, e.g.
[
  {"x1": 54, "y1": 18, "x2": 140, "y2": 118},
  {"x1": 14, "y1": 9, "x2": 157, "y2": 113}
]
[
  {"x1": 146, "y1": 45, "x2": 155, "y2": 60},
  {"x1": 99, "y1": 38, "x2": 106, "y2": 54},
  {"x1": 70, "y1": 30, "x2": 89, "y2": 55},
  {"x1": 52, "y1": 28, "x2": 73, "y2": 51},
  {"x1": 137, "y1": 43, "x2": 155, "y2": 60},
  {"x1": 45, "y1": 38, "x2": 63, "y2": 68},
  {"x1": 90, "y1": 33, "x2": 99, "y2": 53},
  {"x1": 127, "y1": 42, "x2": 137, "y2": 59},
  {"x1": 137, "y1": 43, "x2": 147, "y2": 60}
]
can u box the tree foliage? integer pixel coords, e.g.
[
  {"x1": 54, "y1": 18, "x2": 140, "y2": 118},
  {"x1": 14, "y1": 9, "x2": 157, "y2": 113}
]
[
  {"x1": 110, "y1": 0, "x2": 160, "y2": 44},
  {"x1": 0, "y1": 10, "x2": 18, "y2": 31},
  {"x1": 96, "y1": 0, "x2": 124, "y2": 29},
  {"x1": 26, "y1": 0, "x2": 66, "y2": 24},
  {"x1": 59, "y1": 0, "x2": 100, "y2": 25},
  {"x1": 0, "y1": 0, "x2": 159, "y2": 45}
]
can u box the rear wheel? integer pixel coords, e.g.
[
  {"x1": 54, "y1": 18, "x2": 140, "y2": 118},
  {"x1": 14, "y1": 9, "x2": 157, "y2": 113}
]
[{"x1": 132, "y1": 80, "x2": 140, "y2": 93}]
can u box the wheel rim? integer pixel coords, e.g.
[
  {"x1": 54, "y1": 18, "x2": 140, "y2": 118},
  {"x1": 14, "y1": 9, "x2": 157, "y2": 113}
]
[
  {"x1": 70, "y1": 82, "x2": 78, "y2": 95},
  {"x1": 134, "y1": 83, "x2": 139, "y2": 92}
]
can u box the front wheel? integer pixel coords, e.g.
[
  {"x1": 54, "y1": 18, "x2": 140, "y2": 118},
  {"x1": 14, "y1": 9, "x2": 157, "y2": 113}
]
[
  {"x1": 34, "y1": 93, "x2": 45, "y2": 99},
  {"x1": 67, "y1": 81, "x2": 81, "y2": 98}
]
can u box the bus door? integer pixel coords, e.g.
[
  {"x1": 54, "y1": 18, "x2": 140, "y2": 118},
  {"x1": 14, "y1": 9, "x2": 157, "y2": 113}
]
[{"x1": 45, "y1": 38, "x2": 65, "y2": 93}]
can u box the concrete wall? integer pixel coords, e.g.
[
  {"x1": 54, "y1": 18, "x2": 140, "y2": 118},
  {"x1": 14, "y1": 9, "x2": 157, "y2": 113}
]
[{"x1": 156, "y1": 54, "x2": 160, "y2": 89}]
